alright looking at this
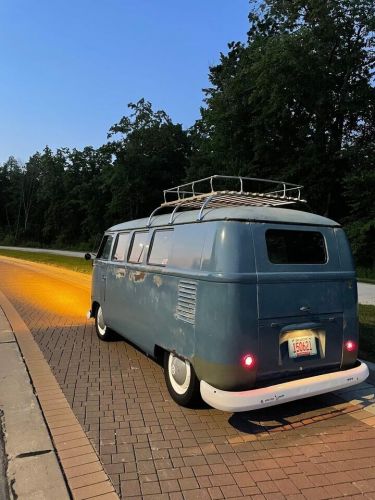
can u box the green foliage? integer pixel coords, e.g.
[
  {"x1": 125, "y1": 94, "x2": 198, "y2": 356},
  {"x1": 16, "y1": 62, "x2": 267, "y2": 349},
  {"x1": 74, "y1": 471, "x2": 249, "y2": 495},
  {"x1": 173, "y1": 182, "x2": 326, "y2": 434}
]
[
  {"x1": 359, "y1": 305, "x2": 375, "y2": 362},
  {"x1": 357, "y1": 267, "x2": 375, "y2": 283},
  {"x1": 106, "y1": 99, "x2": 191, "y2": 222},
  {"x1": 0, "y1": 101, "x2": 190, "y2": 249},
  {"x1": 346, "y1": 220, "x2": 375, "y2": 267},
  {"x1": 343, "y1": 157, "x2": 375, "y2": 268},
  {"x1": 189, "y1": 0, "x2": 375, "y2": 221},
  {"x1": 0, "y1": 249, "x2": 92, "y2": 274}
]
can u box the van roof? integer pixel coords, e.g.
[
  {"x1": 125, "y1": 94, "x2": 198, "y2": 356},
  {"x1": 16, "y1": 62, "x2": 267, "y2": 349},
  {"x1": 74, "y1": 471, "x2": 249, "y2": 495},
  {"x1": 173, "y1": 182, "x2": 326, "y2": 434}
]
[{"x1": 108, "y1": 206, "x2": 340, "y2": 232}]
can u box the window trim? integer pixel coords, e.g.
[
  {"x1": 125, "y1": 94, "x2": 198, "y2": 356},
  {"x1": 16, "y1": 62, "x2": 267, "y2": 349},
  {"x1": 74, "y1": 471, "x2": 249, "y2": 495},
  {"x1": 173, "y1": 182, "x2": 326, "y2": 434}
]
[
  {"x1": 127, "y1": 231, "x2": 149, "y2": 264},
  {"x1": 147, "y1": 228, "x2": 174, "y2": 267},
  {"x1": 111, "y1": 232, "x2": 130, "y2": 262},
  {"x1": 96, "y1": 234, "x2": 114, "y2": 261}
]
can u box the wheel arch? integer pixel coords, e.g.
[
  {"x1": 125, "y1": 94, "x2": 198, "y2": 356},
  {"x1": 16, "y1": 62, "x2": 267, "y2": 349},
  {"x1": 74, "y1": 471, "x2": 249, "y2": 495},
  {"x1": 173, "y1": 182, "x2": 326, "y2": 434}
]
[{"x1": 91, "y1": 301, "x2": 100, "y2": 317}]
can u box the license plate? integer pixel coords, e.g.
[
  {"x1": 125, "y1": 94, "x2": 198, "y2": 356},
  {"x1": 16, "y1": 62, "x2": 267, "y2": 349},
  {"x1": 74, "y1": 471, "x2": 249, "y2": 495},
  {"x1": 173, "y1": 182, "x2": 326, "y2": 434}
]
[{"x1": 288, "y1": 336, "x2": 317, "y2": 358}]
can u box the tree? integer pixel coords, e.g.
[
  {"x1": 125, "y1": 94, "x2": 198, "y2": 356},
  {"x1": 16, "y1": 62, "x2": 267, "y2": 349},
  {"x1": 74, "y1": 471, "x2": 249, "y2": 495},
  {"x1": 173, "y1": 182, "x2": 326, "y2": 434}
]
[
  {"x1": 22, "y1": 154, "x2": 41, "y2": 233},
  {"x1": 63, "y1": 146, "x2": 113, "y2": 247},
  {"x1": 0, "y1": 156, "x2": 24, "y2": 242},
  {"x1": 107, "y1": 99, "x2": 191, "y2": 222},
  {"x1": 189, "y1": 0, "x2": 375, "y2": 221}
]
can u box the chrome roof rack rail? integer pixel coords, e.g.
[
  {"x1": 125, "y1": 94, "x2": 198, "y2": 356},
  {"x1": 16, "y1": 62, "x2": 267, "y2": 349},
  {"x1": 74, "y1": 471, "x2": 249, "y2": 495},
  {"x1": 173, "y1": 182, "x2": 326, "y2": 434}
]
[{"x1": 147, "y1": 175, "x2": 306, "y2": 225}]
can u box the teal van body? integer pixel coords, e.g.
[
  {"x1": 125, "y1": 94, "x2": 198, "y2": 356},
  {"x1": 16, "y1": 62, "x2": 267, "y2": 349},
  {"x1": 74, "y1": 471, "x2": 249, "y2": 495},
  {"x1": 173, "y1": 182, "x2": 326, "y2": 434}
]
[{"x1": 88, "y1": 206, "x2": 368, "y2": 411}]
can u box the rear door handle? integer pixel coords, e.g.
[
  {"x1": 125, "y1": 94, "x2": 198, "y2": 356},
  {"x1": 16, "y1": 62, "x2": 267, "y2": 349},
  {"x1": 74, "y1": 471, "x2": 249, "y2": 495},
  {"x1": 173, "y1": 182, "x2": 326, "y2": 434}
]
[{"x1": 300, "y1": 306, "x2": 311, "y2": 312}]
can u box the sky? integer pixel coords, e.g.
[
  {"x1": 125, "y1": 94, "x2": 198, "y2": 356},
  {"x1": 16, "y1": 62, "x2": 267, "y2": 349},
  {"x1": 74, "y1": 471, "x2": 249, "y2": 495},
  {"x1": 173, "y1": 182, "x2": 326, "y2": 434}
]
[{"x1": 0, "y1": 0, "x2": 250, "y2": 164}]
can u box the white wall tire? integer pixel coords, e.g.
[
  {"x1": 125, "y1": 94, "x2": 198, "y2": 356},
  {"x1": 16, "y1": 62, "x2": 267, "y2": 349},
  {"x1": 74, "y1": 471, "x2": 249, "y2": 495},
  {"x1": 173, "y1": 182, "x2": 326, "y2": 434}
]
[
  {"x1": 164, "y1": 352, "x2": 200, "y2": 407},
  {"x1": 95, "y1": 305, "x2": 114, "y2": 341}
]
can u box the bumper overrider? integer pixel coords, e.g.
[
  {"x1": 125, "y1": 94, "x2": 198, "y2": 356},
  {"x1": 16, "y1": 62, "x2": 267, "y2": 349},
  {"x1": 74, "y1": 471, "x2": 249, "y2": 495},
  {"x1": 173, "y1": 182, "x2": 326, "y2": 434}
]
[{"x1": 200, "y1": 361, "x2": 369, "y2": 412}]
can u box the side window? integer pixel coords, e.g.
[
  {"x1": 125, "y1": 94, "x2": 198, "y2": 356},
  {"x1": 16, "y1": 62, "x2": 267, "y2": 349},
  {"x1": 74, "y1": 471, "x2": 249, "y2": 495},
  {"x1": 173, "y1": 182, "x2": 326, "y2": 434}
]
[
  {"x1": 96, "y1": 235, "x2": 114, "y2": 260},
  {"x1": 128, "y1": 232, "x2": 149, "y2": 264},
  {"x1": 112, "y1": 233, "x2": 130, "y2": 261},
  {"x1": 148, "y1": 229, "x2": 173, "y2": 266}
]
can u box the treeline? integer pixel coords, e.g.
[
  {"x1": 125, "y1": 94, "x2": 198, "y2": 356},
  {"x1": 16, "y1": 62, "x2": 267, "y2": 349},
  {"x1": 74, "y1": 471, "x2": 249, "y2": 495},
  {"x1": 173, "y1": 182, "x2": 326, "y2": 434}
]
[
  {"x1": 0, "y1": 101, "x2": 190, "y2": 251},
  {"x1": 0, "y1": 0, "x2": 374, "y2": 267}
]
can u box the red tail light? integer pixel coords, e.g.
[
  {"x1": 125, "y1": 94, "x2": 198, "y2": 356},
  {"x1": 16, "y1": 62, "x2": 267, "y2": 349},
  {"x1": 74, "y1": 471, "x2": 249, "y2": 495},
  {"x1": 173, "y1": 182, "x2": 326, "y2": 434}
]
[
  {"x1": 344, "y1": 340, "x2": 356, "y2": 352},
  {"x1": 241, "y1": 354, "x2": 255, "y2": 369}
]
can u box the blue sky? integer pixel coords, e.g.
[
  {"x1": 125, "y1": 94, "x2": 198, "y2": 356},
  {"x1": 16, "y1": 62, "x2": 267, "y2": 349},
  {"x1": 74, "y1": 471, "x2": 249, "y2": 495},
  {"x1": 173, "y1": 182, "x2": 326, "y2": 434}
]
[{"x1": 0, "y1": 0, "x2": 249, "y2": 163}]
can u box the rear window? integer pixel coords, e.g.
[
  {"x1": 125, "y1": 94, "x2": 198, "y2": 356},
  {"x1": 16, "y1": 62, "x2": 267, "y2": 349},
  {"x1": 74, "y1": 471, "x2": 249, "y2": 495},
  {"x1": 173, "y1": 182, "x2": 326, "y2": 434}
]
[
  {"x1": 266, "y1": 229, "x2": 327, "y2": 264},
  {"x1": 128, "y1": 232, "x2": 148, "y2": 263},
  {"x1": 148, "y1": 229, "x2": 173, "y2": 266}
]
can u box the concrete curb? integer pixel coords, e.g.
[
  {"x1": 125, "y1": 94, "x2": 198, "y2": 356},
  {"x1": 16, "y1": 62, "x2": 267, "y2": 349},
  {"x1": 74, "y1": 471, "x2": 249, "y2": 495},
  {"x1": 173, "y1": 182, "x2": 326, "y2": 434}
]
[
  {"x1": 0, "y1": 290, "x2": 119, "y2": 500},
  {"x1": 0, "y1": 300, "x2": 70, "y2": 499}
]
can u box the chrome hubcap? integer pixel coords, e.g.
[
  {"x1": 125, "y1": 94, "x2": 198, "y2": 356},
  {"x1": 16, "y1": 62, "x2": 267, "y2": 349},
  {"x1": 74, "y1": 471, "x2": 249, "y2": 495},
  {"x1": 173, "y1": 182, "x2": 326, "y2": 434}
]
[
  {"x1": 171, "y1": 356, "x2": 187, "y2": 385},
  {"x1": 97, "y1": 307, "x2": 106, "y2": 336},
  {"x1": 168, "y1": 353, "x2": 191, "y2": 395}
]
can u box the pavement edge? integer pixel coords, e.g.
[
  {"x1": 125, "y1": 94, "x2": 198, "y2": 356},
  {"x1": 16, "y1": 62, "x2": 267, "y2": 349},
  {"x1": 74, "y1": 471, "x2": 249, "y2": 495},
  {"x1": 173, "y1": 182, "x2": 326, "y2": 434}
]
[{"x1": 0, "y1": 290, "x2": 119, "y2": 500}]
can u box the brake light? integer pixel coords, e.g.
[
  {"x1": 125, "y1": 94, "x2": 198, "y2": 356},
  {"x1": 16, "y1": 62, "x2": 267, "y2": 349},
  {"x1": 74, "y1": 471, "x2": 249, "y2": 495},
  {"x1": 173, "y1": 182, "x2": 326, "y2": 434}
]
[
  {"x1": 241, "y1": 354, "x2": 255, "y2": 369},
  {"x1": 344, "y1": 340, "x2": 356, "y2": 352}
]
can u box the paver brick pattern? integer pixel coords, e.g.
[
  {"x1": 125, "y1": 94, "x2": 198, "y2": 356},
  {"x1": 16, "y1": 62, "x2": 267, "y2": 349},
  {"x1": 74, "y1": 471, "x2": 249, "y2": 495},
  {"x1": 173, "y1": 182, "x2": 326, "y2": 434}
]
[{"x1": 1, "y1": 259, "x2": 375, "y2": 499}]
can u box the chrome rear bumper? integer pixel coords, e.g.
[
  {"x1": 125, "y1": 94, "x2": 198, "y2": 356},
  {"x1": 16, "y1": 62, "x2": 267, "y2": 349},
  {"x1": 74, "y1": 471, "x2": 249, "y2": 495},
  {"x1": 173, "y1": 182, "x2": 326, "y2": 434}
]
[{"x1": 200, "y1": 361, "x2": 369, "y2": 413}]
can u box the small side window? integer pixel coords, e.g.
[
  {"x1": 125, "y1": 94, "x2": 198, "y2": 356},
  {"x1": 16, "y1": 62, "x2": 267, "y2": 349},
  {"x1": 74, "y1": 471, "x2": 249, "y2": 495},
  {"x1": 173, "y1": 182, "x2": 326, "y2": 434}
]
[
  {"x1": 112, "y1": 233, "x2": 130, "y2": 261},
  {"x1": 128, "y1": 232, "x2": 149, "y2": 264},
  {"x1": 97, "y1": 235, "x2": 114, "y2": 260},
  {"x1": 148, "y1": 229, "x2": 173, "y2": 266}
]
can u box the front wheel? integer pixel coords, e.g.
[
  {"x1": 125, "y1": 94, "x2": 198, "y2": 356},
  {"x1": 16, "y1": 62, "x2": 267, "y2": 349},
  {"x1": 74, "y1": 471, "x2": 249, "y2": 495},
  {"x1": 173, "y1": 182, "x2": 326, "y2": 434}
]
[
  {"x1": 95, "y1": 305, "x2": 114, "y2": 341},
  {"x1": 164, "y1": 352, "x2": 201, "y2": 407}
]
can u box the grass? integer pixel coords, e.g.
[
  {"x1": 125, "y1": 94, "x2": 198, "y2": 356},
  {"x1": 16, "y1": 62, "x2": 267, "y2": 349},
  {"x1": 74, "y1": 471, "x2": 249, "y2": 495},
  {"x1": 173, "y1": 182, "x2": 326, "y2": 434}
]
[
  {"x1": 357, "y1": 267, "x2": 375, "y2": 284},
  {"x1": 0, "y1": 249, "x2": 92, "y2": 275},
  {"x1": 359, "y1": 304, "x2": 375, "y2": 363}
]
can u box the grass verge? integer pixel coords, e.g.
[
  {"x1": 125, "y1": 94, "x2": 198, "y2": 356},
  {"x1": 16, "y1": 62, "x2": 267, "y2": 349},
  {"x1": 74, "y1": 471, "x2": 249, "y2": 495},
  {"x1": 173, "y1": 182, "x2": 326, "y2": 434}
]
[
  {"x1": 359, "y1": 304, "x2": 375, "y2": 363},
  {"x1": 357, "y1": 267, "x2": 375, "y2": 284},
  {"x1": 0, "y1": 249, "x2": 92, "y2": 274}
]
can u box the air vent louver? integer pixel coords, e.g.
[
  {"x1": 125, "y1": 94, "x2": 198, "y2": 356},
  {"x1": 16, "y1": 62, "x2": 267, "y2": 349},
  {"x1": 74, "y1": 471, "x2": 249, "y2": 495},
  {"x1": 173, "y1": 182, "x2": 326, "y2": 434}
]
[{"x1": 176, "y1": 280, "x2": 197, "y2": 325}]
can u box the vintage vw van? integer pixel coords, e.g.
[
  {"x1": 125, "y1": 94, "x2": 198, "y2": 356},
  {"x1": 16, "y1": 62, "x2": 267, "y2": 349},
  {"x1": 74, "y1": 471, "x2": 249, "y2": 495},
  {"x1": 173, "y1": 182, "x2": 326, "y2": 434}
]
[{"x1": 87, "y1": 176, "x2": 368, "y2": 412}]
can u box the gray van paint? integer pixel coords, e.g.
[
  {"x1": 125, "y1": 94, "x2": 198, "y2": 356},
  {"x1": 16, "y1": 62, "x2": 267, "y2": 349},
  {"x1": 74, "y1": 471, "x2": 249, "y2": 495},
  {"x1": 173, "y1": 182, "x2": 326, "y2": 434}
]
[
  {"x1": 90, "y1": 206, "x2": 359, "y2": 393},
  {"x1": 108, "y1": 206, "x2": 340, "y2": 232}
]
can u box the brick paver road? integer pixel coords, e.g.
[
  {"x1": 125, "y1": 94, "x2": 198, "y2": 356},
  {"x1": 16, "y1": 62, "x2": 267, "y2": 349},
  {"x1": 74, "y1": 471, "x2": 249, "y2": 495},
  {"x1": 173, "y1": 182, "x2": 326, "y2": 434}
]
[{"x1": 1, "y1": 256, "x2": 375, "y2": 499}]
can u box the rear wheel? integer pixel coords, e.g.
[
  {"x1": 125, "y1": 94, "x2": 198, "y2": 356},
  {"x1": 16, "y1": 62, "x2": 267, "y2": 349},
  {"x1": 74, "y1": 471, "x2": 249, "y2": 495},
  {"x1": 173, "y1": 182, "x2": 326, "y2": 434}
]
[
  {"x1": 95, "y1": 305, "x2": 114, "y2": 341},
  {"x1": 164, "y1": 351, "x2": 200, "y2": 407}
]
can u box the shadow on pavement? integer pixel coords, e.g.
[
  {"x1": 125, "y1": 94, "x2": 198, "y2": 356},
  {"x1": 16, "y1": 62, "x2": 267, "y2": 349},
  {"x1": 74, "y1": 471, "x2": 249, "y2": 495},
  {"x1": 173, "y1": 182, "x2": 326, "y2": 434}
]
[{"x1": 228, "y1": 392, "x2": 360, "y2": 435}]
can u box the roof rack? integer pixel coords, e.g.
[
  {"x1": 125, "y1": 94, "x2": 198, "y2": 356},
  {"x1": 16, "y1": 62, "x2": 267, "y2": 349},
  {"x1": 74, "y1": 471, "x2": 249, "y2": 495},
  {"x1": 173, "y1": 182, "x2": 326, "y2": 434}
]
[{"x1": 147, "y1": 175, "x2": 306, "y2": 226}]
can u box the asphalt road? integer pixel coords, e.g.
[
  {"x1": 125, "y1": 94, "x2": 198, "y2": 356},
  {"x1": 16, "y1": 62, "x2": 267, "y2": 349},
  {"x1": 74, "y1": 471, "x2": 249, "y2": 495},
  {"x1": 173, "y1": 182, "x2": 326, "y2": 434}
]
[
  {"x1": 1, "y1": 256, "x2": 375, "y2": 499},
  {"x1": 358, "y1": 282, "x2": 375, "y2": 306}
]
